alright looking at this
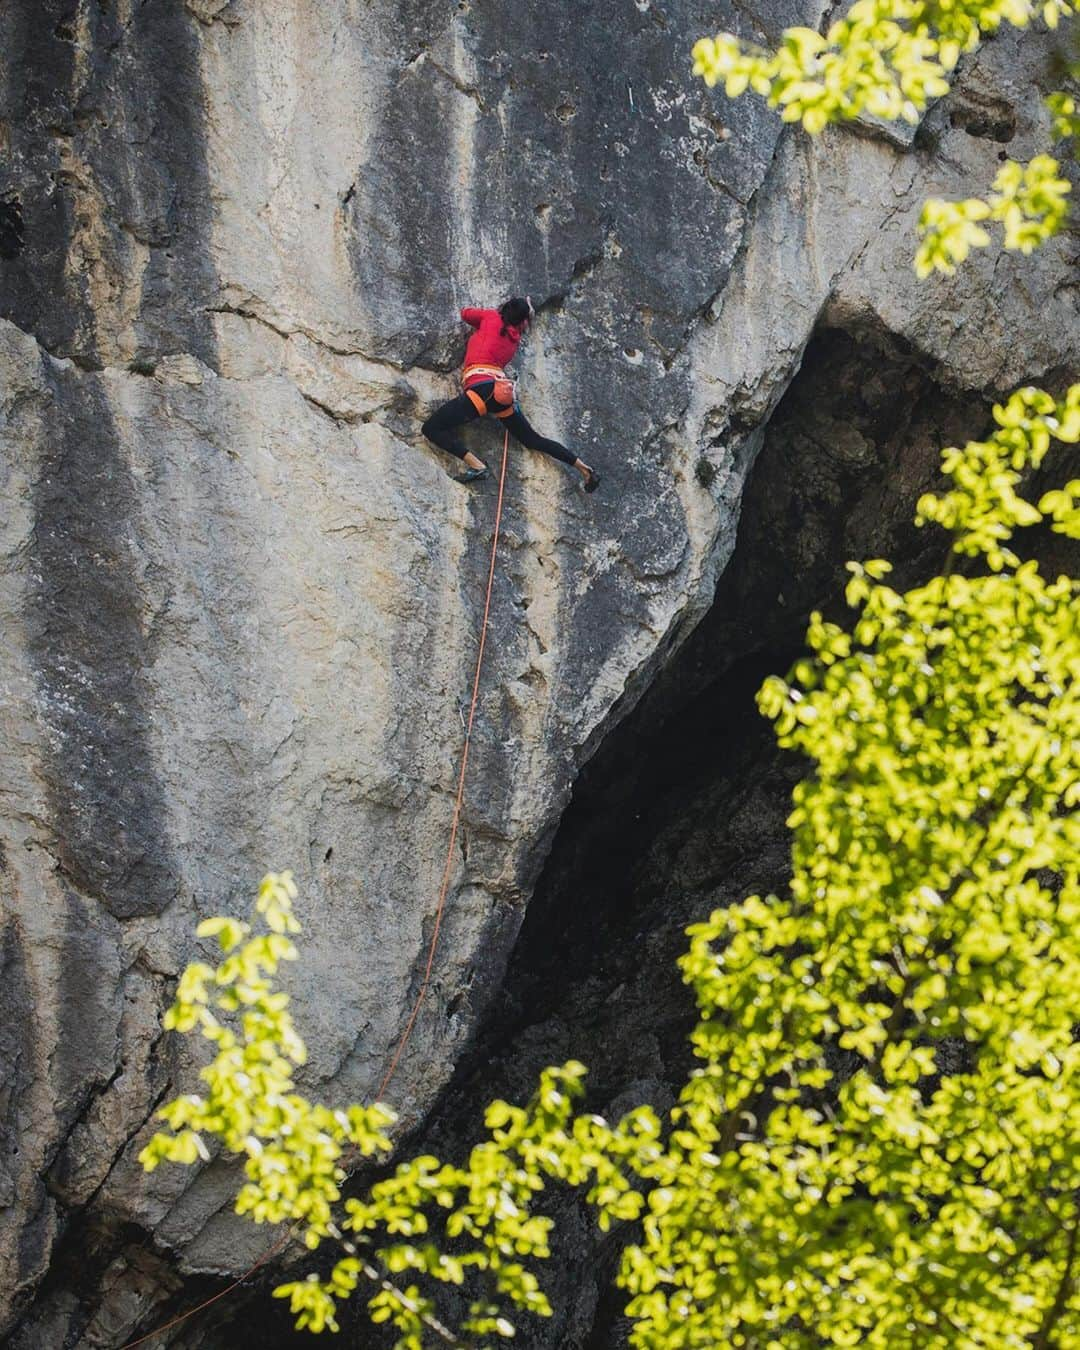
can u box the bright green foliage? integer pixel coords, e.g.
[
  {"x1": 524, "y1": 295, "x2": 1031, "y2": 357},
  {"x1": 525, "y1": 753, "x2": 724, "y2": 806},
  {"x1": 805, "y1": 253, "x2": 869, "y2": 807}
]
[
  {"x1": 915, "y1": 152, "x2": 1071, "y2": 276},
  {"x1": 691, "y1": 0, "x2": 1077, "y2": 271},
  {"x1": 145, "y1": 392, "x2": 1079, "y2": 1345},
  {"x1": 691, "y1": 0, "x2": 1073, "y2": 132},
  {"x1": 139, "y1": 873, "x2": 396, "y2": 1252},
  {"x1": 1049, "y1": 87, "x2": 1080, "y2": 139},
  {"x1": 914, "y1": 55, "x2": 1079, "y2": 275},
  {"x1": 285, "y1": 1063, "x2": 583, "y2": 1340},
  {"x1": 915, "y1": 383, "x2": 1080, "y2": 563}
]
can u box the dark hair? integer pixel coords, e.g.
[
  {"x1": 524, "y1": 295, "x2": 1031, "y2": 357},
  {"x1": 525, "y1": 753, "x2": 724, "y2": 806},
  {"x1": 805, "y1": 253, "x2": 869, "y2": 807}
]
[{"x1": 499, "y1": 297, "x2": 532, "y2": 334}]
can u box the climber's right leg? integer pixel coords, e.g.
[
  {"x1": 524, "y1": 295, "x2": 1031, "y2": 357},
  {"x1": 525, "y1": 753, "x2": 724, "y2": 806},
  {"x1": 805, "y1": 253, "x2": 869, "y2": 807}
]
[
  {"x1": 504, "y1": 406, "x2": 601, "y2": 492},
  {"x1": 422, "y1": 394, "x2": 487, "y2": 475}
]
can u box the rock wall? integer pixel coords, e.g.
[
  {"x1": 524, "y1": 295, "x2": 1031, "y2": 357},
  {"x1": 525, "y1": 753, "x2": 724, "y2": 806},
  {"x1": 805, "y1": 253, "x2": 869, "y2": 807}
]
[{"x1": 0, "y1": 1, "x2": 1076, "y2": 1344}]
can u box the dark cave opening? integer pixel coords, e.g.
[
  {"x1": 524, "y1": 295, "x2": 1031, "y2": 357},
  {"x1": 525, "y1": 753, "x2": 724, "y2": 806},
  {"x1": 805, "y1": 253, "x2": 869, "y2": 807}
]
[{"x1": 105, "y1": 321, "x2": 992, "y2": 1348}]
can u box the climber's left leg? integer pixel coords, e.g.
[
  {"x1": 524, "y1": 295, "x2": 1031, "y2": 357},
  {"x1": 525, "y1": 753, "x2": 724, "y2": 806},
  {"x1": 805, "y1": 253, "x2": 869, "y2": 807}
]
[
  {"x1": 504, "y1": 406, "x2": 601, "y2": 492},
  {"x1": 422, "y1": 394, "x2": 487, "y2": 474}
]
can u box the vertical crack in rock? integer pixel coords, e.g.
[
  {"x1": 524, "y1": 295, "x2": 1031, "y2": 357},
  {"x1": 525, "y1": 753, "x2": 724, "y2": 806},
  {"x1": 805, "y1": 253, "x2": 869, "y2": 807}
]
[
  {"x1": 0, "y1": 1, "x2": 218, "y2": 366},
  {"x1": 0, "y1": 3, "x2": 79, "y2": 356},
  {"x1": 13, "y1": 0, "x2": 220, "y2": 921},
  {"x1": 0, "y1": 195, "x2": 26, "y2": 259}
]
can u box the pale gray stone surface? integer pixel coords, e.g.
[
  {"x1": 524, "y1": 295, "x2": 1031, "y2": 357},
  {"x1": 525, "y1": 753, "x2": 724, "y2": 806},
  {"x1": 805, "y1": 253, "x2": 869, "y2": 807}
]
[{"x1": 0, "y1": 2, "x2": 1074, "y2": 1342}]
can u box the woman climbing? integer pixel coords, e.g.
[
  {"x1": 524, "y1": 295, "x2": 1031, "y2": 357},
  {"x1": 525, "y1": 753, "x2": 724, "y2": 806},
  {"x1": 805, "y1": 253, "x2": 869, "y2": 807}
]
[{"x1": 421, "y1": 297, "x2": 601, "y2": 492}]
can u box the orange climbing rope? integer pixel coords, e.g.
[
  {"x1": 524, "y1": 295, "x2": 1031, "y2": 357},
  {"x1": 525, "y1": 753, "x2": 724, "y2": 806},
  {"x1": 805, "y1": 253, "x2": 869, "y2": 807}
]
[
  {"x1": 118, "y1": 428, "x2": 512, "y2": 1349},
  {"x1": 376, "y1": 424, "x2": 511, "y2": 1099}
]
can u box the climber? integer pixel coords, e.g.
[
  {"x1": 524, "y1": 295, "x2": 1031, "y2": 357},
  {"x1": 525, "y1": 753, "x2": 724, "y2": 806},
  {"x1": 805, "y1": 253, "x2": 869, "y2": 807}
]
[{"x1": 421, "y1": 297, "x2": 601, "y2": 491}]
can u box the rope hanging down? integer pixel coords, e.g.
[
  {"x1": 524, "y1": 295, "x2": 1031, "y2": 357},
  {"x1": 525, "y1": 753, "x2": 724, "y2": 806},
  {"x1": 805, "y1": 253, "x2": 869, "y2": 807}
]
[
  {"x1": 118, "y1": 427, "x2": 512, "y2": 1349},
  {"x1": 376, "y1": 424, "x2": 511, "y2": 1099}
]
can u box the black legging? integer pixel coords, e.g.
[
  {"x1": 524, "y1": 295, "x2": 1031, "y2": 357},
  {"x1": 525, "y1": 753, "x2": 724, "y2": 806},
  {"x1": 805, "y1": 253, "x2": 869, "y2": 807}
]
[{"x1": 422, "y1": 381, "x2": 577, "y2": 466}]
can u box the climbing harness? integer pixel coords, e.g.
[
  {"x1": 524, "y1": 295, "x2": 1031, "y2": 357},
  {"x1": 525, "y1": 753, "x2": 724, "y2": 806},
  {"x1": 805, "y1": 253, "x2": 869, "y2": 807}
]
[
  {"x1": 463, "y1": 364, "x2": 517, "y2": 419},
  {"x1": 462, "y1": 362, "x2": 508, "y2": 385},
  {"x1": 119, "y1": 425, "x2": 513, "y2": 1349},
  {"x1": 466, "y1": 385, "x2": 515, "y2": 418}
]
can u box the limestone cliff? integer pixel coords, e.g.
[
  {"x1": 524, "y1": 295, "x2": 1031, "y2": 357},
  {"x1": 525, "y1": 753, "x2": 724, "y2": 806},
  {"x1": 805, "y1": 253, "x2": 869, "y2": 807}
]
[{"x1": 0, "y1": 2, "x2": 1076, "y2": 1345}]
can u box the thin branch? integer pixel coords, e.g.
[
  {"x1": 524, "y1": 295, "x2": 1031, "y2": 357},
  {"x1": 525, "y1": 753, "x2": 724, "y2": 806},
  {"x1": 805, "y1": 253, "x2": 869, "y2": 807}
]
[
  {"x1": 355, "y1": 1254, "x2": 468, "y2": 1348},
  {"x1": 329, "y1": 1233, "x2": 470, "y2": 1348},
  {"x1": 1030, "y1": 1216, "x2": 1079, "y2": 1349}
]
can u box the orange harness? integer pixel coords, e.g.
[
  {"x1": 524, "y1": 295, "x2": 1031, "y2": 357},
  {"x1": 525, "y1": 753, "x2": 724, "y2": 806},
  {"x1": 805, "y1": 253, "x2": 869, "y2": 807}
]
[{"x1": 463, "y1": 364, "x2": 516, "y2": 419}]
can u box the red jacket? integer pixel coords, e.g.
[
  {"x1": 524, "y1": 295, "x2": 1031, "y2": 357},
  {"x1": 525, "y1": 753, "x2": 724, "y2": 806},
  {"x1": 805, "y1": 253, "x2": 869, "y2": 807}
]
[{"x1": 460, "y1": 308, "x2": 523, "y2": 385}]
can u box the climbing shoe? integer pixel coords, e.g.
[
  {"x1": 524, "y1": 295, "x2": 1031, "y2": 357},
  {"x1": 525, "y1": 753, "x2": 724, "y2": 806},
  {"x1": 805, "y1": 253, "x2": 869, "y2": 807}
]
[
  {"x1": 456, "y1": 465, "x2": 489, "y2": 484},
  {"x1": 583, "y1": 467, "x2": 602, "y2": 494}
]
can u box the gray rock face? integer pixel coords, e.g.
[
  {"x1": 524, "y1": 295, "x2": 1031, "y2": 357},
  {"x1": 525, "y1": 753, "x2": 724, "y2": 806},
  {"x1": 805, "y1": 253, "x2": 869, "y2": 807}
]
[{"x1": 0, "y1": 2, "x2": 1075, "y2": 1343}]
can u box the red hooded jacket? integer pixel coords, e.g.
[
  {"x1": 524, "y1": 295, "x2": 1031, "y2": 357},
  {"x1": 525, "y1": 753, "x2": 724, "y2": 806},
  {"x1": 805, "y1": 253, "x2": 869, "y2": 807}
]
[{"x1": 460, "y1": 308, "x2": 523, "y2": 386}]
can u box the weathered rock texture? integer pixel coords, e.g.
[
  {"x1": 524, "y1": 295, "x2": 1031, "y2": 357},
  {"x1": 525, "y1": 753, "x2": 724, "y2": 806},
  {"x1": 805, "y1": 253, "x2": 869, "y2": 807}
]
[{"x1": 0, "y1": 1, "x2": 1076, "y2": 1345}]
